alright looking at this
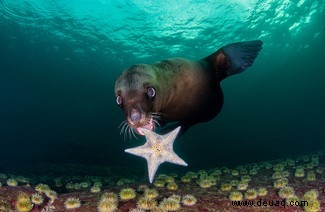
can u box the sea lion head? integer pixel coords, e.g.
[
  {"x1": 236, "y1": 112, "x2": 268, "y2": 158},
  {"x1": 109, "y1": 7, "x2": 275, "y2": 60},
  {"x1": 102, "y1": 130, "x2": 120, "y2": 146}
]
[{"x1": 115, "y1": 64, "x2": 160, "y2": 136}]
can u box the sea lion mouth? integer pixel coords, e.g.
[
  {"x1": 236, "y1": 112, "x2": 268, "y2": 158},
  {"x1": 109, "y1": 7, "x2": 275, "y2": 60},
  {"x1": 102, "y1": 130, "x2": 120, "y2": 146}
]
[
  {"x1": 135, "y1": 117, "x2": 155, "y2": 135},
  {"x1": 120, "y1": 112, "x2": 162, "y2": 139}
]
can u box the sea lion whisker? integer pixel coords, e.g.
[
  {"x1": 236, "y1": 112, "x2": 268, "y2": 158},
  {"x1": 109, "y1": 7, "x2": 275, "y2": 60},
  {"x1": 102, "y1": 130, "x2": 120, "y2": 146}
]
[
  {"x1": 124, "y1": 124, "x2": 130, "y2": 141},
  {"x1": 131, "y1": 128, "x2": 138, "y2": 140},
  {"x1": 152, "y1": 118, "x2": 161, "y2": 127},
  {"x1": 118, "y1": 120, "x2": 126, "y2": 129},
  {"x1": 127, "y1": 125, "x2": 132, "y2": 141},
  {"x1": 150, "y1": 113, "x2": 163, "y2": 121},
  {"x1": 119, "y1": 123, "x2": 124, "y2": 135},
  {"x1": 120, "y1": 121, "x2": 128, "y2": 135},
  {"x1": 127, "y1": 127, "x2": 130, "y2": 140},
  {"x1": 150, "y1": 114, "x2": 161, "y2": 120},
  {"x1": 151, "y1": 112, "x2": 165, "y2": 117}
]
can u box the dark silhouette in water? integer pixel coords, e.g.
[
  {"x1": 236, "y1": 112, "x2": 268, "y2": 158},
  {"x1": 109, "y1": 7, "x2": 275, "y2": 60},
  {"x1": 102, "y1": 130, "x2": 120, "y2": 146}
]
[{"x1": 115, "y1": 40, "x2": 263, "y2": 138}]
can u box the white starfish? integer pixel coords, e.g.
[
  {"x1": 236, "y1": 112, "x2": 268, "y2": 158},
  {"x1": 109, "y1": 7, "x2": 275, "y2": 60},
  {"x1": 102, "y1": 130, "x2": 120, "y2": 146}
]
[{"x1": 125, "y1": 126, "x2": 188, "y2": 183}]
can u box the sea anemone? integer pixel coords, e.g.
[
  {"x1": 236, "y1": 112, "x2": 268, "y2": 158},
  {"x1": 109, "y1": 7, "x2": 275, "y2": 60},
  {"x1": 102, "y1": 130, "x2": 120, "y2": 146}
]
[
  {"x1": 265, "y1": 163, "x2": 272, "y2": 169},
  {"x1": 101, "y1": 192, "x2": 118, "y2": 202},
  {"x1": 237, "y1": 182, "x2": 248, "y2": 191},
  {"x1": 35, "y1": 184, "x2": 50, "y2": 194},
  {"x1": 144, "y1": 189, "x2": 159, "y2": 199},
  {"x1": 273, "y1": 164, "x2": 285, "y2": 172},
  {"x1": 278, "y1": 186, "x2": 295, "y2": 198},
  {"x1": 159, "y1": 198, "x2": 180, "y2": 211},
  {"x1": 197, "y1": 179, "x2": 212, "y2": 189},
  {"x1": 186, "y1": 171, "x2": 198, "y2": 179},
  {"x1": 180, "y1": 176, "x2": 191, "y2": 183},
  {"x1": 116, "y1": 180, "x2": 124, "y2": 186},
  {"x1": 302, "y1": 189, "x2": 319, "y2": 201},
  {"x1": 97, "y1": 199, "x2": 118, "y2": 212},
  {"x1": 153, "y1": 180, "x2": 165, "y2": 188},
  {"x1": 137, "y1": 185, "x2": 149, "y2": 192},
  {"x1": 273, "y1": 178, "x2": 288, "y2": 189},
  {"x1": 181, "y1": 195, "x2": 197, "y2": 206},
  {"x1": 166, "y1": 182, "x2": 178, "y2": 191},
  {"x1": 0, "y1": 199, "x2": 11, "y2": 212},
  {"x1": 73, "y1": 183, "x2": 81, "y2": 189},
  {"x1": 157, "y1": 174, "x2": 168, "y2": 180},
  {"x1": 119, "y1": 188, "x2": 136, "y2": 201},
  {"x1": 220, "y1": 183, "x2": 232, "y2": 191},
  {"x1": 294, "y1": 168, "x2": 305, "y2": 177},
  {"x1": 65, "y1": 183, "x2": 74, "y2": 189},
  {"x1": 136, "y1": 197, "x2": 157, "y2": 210},
  {"x1": 6, "y1": 178, "x2": 18, "y2": 187},
  {"x1": 240, "y1": 175, "x2": 251, "y2": 182},
  {"x1": 249, "y1": 169, "x2": 257, "y2": 175},
  {"x1": 91, "y1": 186, "x2": 101, "y2": 193},
  {"x1": 303, "y1": 199, "x2": 320, "y2": 212},
  {"x1": 229, "y1": 191, "x2": 243, "y2": 201},
  {"x1": 206, "y1": 176, "x2": 217, "y2": 186},
  {"x1": 231, "y1": 170, "x2": 239, "y2": 176},
  {"x1": 17, "y1": 192, "x2": 29, "y2": 200},
  {"x1": 15, "y1": 193, "x2": 33, "y2": 212},
  {"x1": 306, "y1": 171, "x2": 316, "y2": 181},
  {"x1": 244, "y1": 189, "x2": 258, "y2": 200},
  {"x1": 282, "y1": 171, "x2": 290, "y2": 178},
  {"x1": 64, "y1": 197, "x2": 81, "y2": 209},
  {"x1": 257, "y1": 187, "x2": 268, "y2": 196},
  {"x1": 230, "y1": 179, "x2": 239, "y2": 186},
  {"x1": 80, "y1": 181, "x2": 91, "y2": 188},
  {"x1": 94, "y1": 182, "x2": 103, "y2": 187},
  {"x1": 168, "y1": 194, "x2": 181, "y2": 202},
  {"x1": 45, "y1": 190, "x2": 57, "y2": 203},
  {"x1": 164, "y1": 176, "x2": 175, "y2": 183},
  {"x1": 239, "y1": 168, "x2": 248, "y2": 175},
  {"x1": 31, "y1": 193, "x2": 44, "y2": 205},
  {"x1": 197, "y1": 170, "x2": 208, "y2": 177},
  {"x1": 16, "y1": 176, "x2": 29, "y2": 184},
  {"x1": 54, "y1": 181, "x2": 63, "y2": 188},
  {"x1": 315, "y1": 167, "x2": 323, "y2": 174},
  {"x1": 285, "y1": 195, "x2": 299, "y2": 205},
  {"x1": 272, "y1": 171, "x2": 282, "y2": 179}
]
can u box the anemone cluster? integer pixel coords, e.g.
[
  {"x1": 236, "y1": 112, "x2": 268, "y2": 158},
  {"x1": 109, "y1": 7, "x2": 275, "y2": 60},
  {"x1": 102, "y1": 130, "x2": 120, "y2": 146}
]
[{"x1": 0, "y1": 150, "x2": 323, "y2": 211}]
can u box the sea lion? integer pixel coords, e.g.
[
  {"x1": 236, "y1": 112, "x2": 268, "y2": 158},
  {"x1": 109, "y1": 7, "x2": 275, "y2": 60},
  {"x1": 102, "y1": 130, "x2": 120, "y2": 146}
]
[{"x1": 115, "y1": 40, "x2": 263, "y2": 138}]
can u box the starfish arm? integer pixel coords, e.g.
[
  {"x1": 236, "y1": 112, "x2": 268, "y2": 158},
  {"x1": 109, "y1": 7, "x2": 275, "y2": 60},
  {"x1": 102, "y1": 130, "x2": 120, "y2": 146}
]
[
  {"x1": 165, "y1": 152, "x2": 188, "y2": 166},
  {"x1": 141, "y1": 128, "x2": 161, "y2": 143},
  {"x1": 126, "y1": 125, "x2": 186, "y2": 184},
  {"x1": 125, "y1": 145, "x2": 150, "y2": 159},
  {"x1": 161, "y1": 126, "x2": 181, "y2": 145},
  {"x1": 147, "y1": 155, "x2": 164, "y2": 183}
]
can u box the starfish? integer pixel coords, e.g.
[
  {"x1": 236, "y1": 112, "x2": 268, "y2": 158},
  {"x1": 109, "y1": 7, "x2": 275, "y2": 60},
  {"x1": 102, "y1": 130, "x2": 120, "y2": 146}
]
[{"x1": 125, "y1": 126, "x2": 188, "y2": 183}]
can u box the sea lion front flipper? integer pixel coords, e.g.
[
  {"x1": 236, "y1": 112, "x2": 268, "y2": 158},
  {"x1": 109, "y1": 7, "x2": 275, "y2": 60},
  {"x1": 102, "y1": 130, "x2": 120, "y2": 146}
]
[{"x1": 203, "y1": 40, "x2": 263, "y2": 80}]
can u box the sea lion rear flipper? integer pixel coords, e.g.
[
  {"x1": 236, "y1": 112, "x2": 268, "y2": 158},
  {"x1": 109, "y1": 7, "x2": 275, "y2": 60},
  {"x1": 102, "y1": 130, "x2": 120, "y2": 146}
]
[{"x1": 203, "y1": 40, "x2": 263, "y2": 80}]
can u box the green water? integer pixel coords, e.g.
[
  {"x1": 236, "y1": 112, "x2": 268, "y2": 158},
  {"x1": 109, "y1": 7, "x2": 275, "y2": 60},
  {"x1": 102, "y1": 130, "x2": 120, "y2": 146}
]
[{"x1": 0, "y1": 0, "x2": 324, "y2": 172}]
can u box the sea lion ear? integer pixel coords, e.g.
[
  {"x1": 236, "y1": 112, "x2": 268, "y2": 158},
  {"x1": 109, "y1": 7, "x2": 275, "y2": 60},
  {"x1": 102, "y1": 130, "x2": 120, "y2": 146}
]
[{"x1": 204, "y1": 40, "x2": 263, "y2": 80}]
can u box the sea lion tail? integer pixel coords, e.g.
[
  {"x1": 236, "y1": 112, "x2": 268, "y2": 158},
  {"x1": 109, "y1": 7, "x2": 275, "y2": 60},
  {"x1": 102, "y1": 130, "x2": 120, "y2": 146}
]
[{"x1": 203, "y1": 40, "x2": 263, "y2": 81}]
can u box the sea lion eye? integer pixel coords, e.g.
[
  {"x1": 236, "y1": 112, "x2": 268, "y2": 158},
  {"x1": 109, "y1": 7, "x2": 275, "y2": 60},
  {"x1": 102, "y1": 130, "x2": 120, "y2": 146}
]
[
  {"x1": 147, "y1": 87, "x2": 155, "y2": 98},
  {"x1": 116, "y1": 95, "x2": 122, "y2": 106}
]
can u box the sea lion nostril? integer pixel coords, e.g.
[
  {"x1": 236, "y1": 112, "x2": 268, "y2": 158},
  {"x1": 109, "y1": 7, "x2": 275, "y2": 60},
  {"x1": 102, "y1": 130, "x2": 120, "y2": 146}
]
[{"x1": 130, "y1": 112, "x2": 141, "y2": 123}]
